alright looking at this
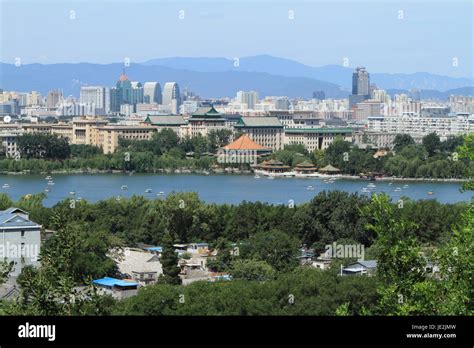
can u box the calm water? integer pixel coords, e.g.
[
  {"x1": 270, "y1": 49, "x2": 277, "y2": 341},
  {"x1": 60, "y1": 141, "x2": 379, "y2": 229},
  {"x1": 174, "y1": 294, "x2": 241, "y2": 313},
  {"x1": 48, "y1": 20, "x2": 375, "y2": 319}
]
[{"x1": 0, "y1": 173, "x2": 472, "y2": 207}]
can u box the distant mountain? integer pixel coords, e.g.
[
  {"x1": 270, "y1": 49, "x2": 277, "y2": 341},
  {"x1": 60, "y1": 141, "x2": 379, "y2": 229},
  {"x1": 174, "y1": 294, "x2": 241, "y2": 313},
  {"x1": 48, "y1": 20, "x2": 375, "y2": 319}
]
[
  {"x1": 0, "y1": 62, "x2": 346, "y2": 99},
  {"x1": 144, "y1": 55, "x2": 474, "y2": 91},
  {"x1": 1, "y1": 57, "x2": 472, "y2": 100},
  {"x1": 386, "y1": 87, "x2": 474, "y2": 100}
]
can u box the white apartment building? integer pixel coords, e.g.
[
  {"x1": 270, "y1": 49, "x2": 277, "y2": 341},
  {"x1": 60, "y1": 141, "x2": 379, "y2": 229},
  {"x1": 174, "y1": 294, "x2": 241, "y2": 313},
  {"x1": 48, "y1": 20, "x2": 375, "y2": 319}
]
[
  {"x1": 236, "y1": 91, "x2": 259, "y2": 109},
  {"x1": 367, "y1": 114, "x2": 473, "y2": 140},
  {"x1": 80, "y1": 86, "x2": 109, "y2": 114}
]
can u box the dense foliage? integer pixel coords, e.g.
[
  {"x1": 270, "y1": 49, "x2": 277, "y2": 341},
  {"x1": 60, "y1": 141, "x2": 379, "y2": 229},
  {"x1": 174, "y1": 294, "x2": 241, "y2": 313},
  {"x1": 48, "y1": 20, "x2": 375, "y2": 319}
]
[
  {"x1": 0, "y1": 131, "x2": 472, "y2": 180},
  {"x1": 0, "y1": 133, "x2": 472, "y2": 316}
]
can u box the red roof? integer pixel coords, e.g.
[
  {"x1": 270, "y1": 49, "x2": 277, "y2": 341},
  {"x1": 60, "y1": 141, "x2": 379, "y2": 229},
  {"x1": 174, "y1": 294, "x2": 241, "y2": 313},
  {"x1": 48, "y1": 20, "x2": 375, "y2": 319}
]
[{"x1": 222, "y1": 135, "x2": 270, "y2": 151}]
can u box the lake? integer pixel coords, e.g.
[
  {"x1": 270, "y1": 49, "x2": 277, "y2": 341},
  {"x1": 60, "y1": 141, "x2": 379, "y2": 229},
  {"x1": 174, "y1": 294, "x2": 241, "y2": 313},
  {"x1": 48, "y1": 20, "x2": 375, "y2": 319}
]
[{"x1": 0, "y1": 173, "x2": 472, "y2": 207}]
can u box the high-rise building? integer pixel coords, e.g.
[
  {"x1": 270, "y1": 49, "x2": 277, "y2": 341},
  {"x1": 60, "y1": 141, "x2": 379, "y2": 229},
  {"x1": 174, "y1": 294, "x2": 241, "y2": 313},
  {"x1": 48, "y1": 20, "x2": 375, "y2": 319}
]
[
  {"x1": 236, "y1": 90, "x2": 259, "y2": 109},
  {"x1": 312, "y1": 91, "x2": 326, "y2": 100},
  {"x1": 143, "y1": 82, "x2": 162, "y2": 104},
  {"x1": 162, "y1": 82, "x2": 181, "y2": 114},
  {"x1": 80, "y1": 86, "x2": 108, "y2": 114},
  {"x1": 350, "y1": 67, "x2": 370, "y2": 108},
  {"x1": 130, "y1": 82, "x2": 144, "y2": 105},
  {"x1": 46, "y1": 90, "x2": 63, "y2": 110},
  {"x1": 352, "y1": 67, "x2": 370, "y2": 95},
  {"x1": 27, "y1": 91, "x2": 42, "y2": 106},
  {"x1": 110, "y1": 71, "x2": 133, "y2": 113}
]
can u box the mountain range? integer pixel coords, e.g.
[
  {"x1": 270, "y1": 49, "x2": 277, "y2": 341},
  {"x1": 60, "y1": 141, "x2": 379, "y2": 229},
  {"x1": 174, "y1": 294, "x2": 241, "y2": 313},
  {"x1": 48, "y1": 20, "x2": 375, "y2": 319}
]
[{"x1": 0, "y1": 55, "x2": 472, "y2": 99}]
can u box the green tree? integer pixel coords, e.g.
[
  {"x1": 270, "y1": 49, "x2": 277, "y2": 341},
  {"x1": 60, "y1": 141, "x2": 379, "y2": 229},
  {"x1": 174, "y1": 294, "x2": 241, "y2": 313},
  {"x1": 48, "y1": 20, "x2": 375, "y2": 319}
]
[
  {"x1": 9, "y1": 223, "x2": 115, "y2": 315},
  {"x1": 240, "y1": 229, "x2": 299, "y2": 272},
  {"x1": 422, "y1": 133, "x2": 441, "y2": 157},
  {"x1": 17, "y1": 133, "x2": 70, "y2": 160},
  {"x1": 457, "y1": 133, "x2": 474, "y2": 190},
  {"x1": 393, "y1": 134, "x2": 415, "y2": 153},
  {"x1": 229, "y1": 259, "x2": 276, "y2": 281},
  {"x1": 158, "y1": 233, "x2": 181, "y2": 285}
]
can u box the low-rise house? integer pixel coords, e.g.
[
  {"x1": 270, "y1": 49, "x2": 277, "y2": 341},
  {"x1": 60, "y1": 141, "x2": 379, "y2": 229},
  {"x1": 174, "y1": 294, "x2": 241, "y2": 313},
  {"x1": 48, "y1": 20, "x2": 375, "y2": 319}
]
[
  {"x1": 0, "y1": 207, "x2": 41, "y2": 277},
  {"x1": 186, "y1": 243, "x2": 209, "y2": 254},
  {"x1": 92, "y1": 277, "x2": 138, "y2": 299},
  {"x1": 113, "y1": 248, "x2": 163, "y2": 286},
  {"x1": 341, "y1": 260, "x2": 377, "y2": 276},
  {"x1": 312, "y1": 257, "x2": 333, "y2": 270}
]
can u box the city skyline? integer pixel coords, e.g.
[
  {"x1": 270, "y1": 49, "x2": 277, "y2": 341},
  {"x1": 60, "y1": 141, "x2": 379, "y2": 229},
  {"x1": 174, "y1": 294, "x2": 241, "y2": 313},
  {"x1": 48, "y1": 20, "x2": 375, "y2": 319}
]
[{"x1": 0, "y1": 0, "x2": 472, "y2": 78}]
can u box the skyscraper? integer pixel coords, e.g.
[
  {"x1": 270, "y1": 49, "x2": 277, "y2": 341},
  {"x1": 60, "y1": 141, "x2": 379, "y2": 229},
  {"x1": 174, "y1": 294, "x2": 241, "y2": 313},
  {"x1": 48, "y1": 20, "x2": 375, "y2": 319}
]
[
  {"x1": 352, "y1": 67, "x2": 370, "y2": 95},
  {"x1": 312, "y1": 91, "x2": 326, "y2": 100},
  {"x1": 350, "y1": 67, "x2": 370, "y2": 108},
  {"x1": 130, "y1": 82, "x2": 144, "y2": 105},
  {"x1": 80, "y1": 86, "x2": 108, "y2": 114},
  {"x1": 143, "y1": 82, "x2": 162, "y2": 104},
  {"x1": 162, "y1": 82, "x2": 181, "y2": 114},
  {"x1": 46, "y1": 90, "x2": 63, "y2": 110},
  {"x1": 110, "y1": 71, "x2": 132, "y2": 112},
  {"x1": 236, "y1": 90, "x2": 259, "y2": 109}
]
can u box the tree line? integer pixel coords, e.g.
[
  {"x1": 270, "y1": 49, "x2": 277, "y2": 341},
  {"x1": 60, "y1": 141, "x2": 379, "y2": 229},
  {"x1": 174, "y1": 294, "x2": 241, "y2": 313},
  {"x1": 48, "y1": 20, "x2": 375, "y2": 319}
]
[{"x1": 1, "y1": 130, "x2": 472, "y2": 179}]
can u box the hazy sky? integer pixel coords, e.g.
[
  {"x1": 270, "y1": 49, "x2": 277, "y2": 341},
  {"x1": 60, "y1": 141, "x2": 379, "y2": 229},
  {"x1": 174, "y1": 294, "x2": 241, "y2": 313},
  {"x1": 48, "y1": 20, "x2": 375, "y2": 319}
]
[{"x1": 0, "y1": 0, "x2": 472, "y2": 77}]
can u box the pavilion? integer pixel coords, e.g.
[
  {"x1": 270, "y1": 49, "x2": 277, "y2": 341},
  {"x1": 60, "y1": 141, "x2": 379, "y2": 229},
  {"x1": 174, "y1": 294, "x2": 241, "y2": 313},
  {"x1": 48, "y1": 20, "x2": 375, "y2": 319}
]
[
  {"x1": 294, "y1": 161, "x2": 317, "y2": 174},
  {"x1": 319, "y1": 164, "x2": 341, "y2": 174}
]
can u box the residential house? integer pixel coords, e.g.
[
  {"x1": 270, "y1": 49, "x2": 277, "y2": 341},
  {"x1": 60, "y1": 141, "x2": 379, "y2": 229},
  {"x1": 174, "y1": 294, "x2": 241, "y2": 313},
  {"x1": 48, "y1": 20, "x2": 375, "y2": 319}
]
[{"x1": 0, "y1": 208, "x2": 41, "y2": 277}]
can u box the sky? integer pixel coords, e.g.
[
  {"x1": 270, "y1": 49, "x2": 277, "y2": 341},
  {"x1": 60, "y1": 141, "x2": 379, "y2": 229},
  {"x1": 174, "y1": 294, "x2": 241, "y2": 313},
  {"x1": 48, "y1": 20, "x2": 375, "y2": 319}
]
[{"x1": 0, "y1": 0, "x2": 472, "y2": 77}]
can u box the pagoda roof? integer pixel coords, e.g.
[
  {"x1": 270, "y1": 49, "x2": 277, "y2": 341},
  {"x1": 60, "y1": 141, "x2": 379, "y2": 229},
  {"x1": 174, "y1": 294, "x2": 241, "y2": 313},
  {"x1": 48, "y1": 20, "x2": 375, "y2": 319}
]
[
  {"x1": 144, "y1": 115, "x2": 187, "y2": 126},
  {"x1": 222, "y1": 135, "x2": 271, "y2": 151},
  {"x1": 319, "y1": 164, "x2": 340, "y2": 172},
  {"x1": 235, "y1": 116, "x2": 283, "y2": 128},
  {"x1": 295, "y1": 161, "x2": 315, "y2": 168},
  {"x1": 191, "y1": 106, "x2": 222, "y2": 118}
]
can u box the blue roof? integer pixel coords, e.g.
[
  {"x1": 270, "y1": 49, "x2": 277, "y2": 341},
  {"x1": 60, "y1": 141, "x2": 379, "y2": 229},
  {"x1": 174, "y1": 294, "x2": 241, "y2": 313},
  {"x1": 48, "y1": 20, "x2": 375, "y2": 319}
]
[
  {"x1": 92, "y1": 277, "x2": 138, "y2": 287},
  {"x1": 0, "y1": 207, "x2": 40, "y2": 228},
  {"x1": 145, "y1": 246, "x2": 163, "y2": 252}
]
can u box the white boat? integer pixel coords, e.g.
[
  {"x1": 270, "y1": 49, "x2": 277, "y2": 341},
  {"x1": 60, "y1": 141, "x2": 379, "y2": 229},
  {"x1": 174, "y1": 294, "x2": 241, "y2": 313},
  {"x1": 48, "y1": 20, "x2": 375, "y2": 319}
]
[
  {"x1": 368, "y1": 183, "x2": 376, "y2": 188},
  {"x1": 268, "y1": 176, "x2": 275, "y2": 180},
  {"x1": 44, "y1": 187, "x2": 51, "y2": 193},
  {"x1": 47, "y1": 181, "x2": 55, "y2": 186},
  {"x1": 403, "y1": 184, "x2": 409, "y2": 188},
  {"x1": 121, "y1": 185, "x2": 128, "y2": 190},
  {"x1": 116, "y1": 196, "x2": 121, "y2": 201},
  {"x1": 2, "y1": 184, "x2": 10, "y2": 189},
  {"x1": 45, "y1": 175, "x2": 52, "y2": 180},
  {"x1": 394, "y1": 187, "x2": 402, "y2": 192},
  {"x1": 388, "y1": 182, "x2": 393, "y2": 186},
  {"x1": 254, "y1": 175, "x2": 261, "y2": 179},
  {"x1": 69, "y1": 191, "x2": 76, "y2": 195},
  {"x1": 306, "y1": 185, "x2": 315, "y2": 191},
  {"x1": 145, "y1": 189, "x2": 152, "y2": 193},
  {"x1": 157, "y1": 191, "x2": 165, "y2": 196},
  {"x1": 361, "y1": 187, "x2": 370, "y2": 193}
]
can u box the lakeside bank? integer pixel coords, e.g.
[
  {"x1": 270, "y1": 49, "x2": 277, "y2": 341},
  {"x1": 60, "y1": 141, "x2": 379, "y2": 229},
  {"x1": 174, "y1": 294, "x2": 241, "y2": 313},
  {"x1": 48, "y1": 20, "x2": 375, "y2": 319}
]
[{"x1": 0, "y1": 168, "x2": 469, "y2": 183}]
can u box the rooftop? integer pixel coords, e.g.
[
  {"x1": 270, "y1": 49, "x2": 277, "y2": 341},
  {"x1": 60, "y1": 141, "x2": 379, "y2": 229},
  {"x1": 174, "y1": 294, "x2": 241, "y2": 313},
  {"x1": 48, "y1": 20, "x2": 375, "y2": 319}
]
[
  {"x1": 235, "y1": 117, "x2": 283, "y2": 128},
  {"x1": 0, "y1": 207, "x2": 41, "y2": 229},
  {"x1": 92, "y1": 277, "x2": 138, "y2": 288},
  {"x1": 144, "y1": 115, "x2": 187, "y2": 126},
  {"x1": 222, "y1": 134, "x2": 271, "y2": 151},
  {"x1": 284, "y1": 127, "x2": 353, "y2": 134},
  {"x1": 191, "y1": 106, "x2": 222, "y2": 118}
]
